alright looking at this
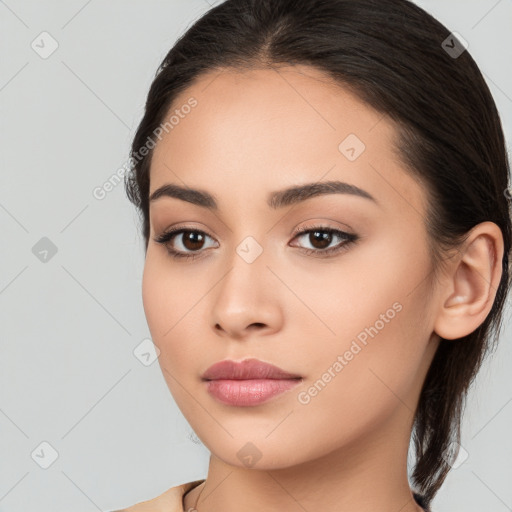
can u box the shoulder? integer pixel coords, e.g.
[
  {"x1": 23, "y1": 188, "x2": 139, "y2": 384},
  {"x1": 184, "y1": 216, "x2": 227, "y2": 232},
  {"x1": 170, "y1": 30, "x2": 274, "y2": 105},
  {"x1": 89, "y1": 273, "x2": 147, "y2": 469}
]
[{"x1": 111, "y1": 479, "x2": 205, "y2": 512}]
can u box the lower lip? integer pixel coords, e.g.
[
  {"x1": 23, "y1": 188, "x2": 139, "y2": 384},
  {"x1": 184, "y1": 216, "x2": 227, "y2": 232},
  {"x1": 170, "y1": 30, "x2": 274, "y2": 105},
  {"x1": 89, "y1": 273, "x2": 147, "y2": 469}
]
[{"x1": 204, "y1": 378, "x2": 301, "y2": 406}]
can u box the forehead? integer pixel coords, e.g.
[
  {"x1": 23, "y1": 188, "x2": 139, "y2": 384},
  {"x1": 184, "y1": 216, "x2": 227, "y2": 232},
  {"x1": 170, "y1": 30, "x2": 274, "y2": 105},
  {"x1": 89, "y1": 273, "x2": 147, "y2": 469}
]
[{"x1": 149, "y1": 65, "x2": 427, "y2": 218}]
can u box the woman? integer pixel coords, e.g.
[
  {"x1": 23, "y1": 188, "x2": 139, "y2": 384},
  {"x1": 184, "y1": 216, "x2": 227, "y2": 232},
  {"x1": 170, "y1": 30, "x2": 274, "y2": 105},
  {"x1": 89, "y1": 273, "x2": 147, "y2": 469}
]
[{"x1": 115, "y1": 0, "x2": 511, "y2": 510}]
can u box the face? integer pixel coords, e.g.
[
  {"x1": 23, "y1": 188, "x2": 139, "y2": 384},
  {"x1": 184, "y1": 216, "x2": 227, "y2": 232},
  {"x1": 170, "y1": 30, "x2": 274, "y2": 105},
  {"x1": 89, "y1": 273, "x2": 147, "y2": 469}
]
[{"x1": 143, "y1": 65, "x2": 440, "y2": 469}]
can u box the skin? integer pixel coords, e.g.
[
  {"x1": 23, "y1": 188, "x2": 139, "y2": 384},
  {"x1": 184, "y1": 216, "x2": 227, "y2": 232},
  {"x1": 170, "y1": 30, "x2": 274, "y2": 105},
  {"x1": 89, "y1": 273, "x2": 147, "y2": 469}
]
[{"x1": 141, "y1": 65, "x2": 504, "y2": 512}]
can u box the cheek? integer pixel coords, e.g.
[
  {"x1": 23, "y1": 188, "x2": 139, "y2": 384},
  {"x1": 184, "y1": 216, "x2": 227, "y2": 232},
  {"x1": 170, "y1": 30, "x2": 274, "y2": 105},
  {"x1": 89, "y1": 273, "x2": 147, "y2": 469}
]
[
  {"x1": 142, "y1": 249, "x2": 193, "y2": 332},
  {"x1": 141, "y1": 251, "x2": 206, "y2": 376},
  {"x1": 141, "y1": 253, "x2": 166, "y2": 340},
  {"x1": 141, "y1": 252, "x2": 186, "y2": 357},
  {"x1": 289, "y1": 228, "x2": 429, "y2": 338},
  {"x1": 289, "y1": 231, "x2": 432, "y2": 402}
]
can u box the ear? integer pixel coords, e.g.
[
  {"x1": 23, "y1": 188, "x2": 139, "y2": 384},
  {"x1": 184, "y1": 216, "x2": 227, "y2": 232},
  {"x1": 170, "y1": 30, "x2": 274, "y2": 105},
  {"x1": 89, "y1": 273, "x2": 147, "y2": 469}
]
[{"x1": 433, "y1": 221, "x2": 504, "y2": 340}]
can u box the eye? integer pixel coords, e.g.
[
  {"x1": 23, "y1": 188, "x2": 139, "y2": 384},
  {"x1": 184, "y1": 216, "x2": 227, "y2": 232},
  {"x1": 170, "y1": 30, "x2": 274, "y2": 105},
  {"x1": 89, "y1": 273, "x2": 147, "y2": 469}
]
[
  {"x1": 290, "y1": 225, "x2": 359, "y2": 257},
  {"x1": 153, "y1": 224, "x2": 359, "y2": 260},
  {"x1": 153, "y1": 227, "x2": 218, "y2": 260}
]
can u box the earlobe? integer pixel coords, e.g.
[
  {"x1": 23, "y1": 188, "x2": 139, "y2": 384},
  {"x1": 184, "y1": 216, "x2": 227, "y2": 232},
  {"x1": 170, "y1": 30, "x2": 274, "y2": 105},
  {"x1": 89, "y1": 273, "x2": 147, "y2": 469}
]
[{"x1": 433, "y1": 222, "x2": 504, "y2": 341}]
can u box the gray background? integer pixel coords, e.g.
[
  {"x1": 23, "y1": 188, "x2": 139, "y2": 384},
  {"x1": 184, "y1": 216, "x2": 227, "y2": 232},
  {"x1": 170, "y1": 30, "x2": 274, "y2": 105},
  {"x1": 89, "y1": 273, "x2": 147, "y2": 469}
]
[{"x1": 0, "y1": 1, "x2": 511, "y2": 511}]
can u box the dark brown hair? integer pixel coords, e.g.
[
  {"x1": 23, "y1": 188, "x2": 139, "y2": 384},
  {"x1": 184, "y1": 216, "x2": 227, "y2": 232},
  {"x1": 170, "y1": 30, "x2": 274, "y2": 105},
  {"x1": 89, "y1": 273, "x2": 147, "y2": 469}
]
[{"x1": 124, "y1": 0, "x2": 512, "y2": 507}]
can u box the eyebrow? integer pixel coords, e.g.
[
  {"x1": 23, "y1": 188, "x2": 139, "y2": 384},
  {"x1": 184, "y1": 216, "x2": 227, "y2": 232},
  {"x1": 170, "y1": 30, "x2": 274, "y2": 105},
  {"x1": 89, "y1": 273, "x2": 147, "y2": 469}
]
[{"x1": 149, "y1": 180, "x2": 378, "y2": 210}]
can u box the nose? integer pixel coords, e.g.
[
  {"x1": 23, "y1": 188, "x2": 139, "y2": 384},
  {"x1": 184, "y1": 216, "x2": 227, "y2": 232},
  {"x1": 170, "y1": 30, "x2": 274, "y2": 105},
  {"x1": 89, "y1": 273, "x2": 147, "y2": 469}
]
[{"x1": 210, "y1": 247, "x2": 284, "y2": 340}]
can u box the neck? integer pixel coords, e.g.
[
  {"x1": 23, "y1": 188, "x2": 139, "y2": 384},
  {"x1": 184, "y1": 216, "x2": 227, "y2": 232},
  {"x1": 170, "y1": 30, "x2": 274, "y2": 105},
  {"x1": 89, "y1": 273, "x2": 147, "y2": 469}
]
[{"x1": 187, "y1": 405, "x2": 425, "y2": 512}]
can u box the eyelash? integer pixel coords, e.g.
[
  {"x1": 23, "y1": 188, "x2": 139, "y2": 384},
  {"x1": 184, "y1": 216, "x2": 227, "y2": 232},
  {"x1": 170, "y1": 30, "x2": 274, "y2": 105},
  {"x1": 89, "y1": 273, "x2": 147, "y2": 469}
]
[{"x1": 153, "y1": 224, "x2": 359, "y2": 261}]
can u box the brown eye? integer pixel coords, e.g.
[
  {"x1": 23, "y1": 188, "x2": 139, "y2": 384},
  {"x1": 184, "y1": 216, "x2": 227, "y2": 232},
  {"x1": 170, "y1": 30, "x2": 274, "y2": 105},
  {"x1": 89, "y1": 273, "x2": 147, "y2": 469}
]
[
  {"x1": 291, "y1": 226, "x2": 359, "y2": 258},
  {"x1": 181, "y1": 230, "x2": 206, "y2": 251},
  {"x1": 153, "y1": 225, "x2": 358, "y2": 261},
  {"x1": 306, "y1": 230, "x2": 333, "y2": 250},
  {"x1": 154, "y1": 228, "x2": 218, "y2": 260}
]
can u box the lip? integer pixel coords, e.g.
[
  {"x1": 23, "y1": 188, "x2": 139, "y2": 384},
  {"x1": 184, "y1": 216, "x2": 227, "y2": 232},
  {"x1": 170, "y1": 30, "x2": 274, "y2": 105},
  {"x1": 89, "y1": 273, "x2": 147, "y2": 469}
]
[
  {"x1": 201, "y1": 358, "x2": 302, "y2": 381},
  {"x1": 201, "y1": 358, "x2": 303, "y2": 407}
]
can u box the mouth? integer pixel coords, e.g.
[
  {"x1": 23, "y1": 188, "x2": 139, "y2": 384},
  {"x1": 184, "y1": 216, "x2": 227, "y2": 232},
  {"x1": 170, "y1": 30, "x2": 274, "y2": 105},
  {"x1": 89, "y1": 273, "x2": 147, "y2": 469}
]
[
  {"x1": 201, "y1": 357, "x2": 302, "y2": 381},
  {"x1": 201, "y1": 358, "x2": 303, "y2": 407},
  {"x1": 203, "y1": 378, "x2": 302, "y2": 406}
]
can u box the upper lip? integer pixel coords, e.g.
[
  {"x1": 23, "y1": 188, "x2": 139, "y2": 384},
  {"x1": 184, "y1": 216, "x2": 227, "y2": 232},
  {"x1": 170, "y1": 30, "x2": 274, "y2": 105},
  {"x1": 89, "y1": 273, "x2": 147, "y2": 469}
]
[{"x1": 201, "y1": 358, "x2": 302, "y2": 381}]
